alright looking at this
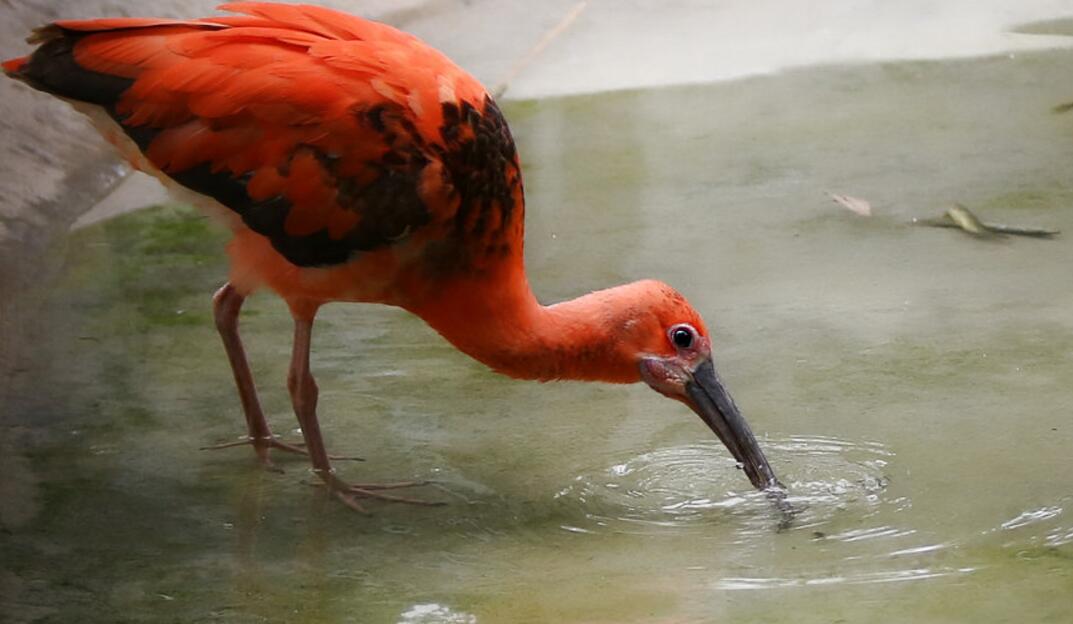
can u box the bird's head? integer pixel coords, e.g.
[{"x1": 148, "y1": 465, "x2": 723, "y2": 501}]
[
  {"x1": 598, "y1": 280, "x2": 783, "y2": 491},
  {"x1": 426, "y1": 277, "x2": 783, "y2": 492}
]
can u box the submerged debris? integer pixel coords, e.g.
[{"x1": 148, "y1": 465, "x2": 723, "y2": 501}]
[
  {"x1": 913, "y1": 203, "x2": 1059, "y2": 239},
  {"x1": 827, "y1": 191, "x2": 872, "y2": 216}
]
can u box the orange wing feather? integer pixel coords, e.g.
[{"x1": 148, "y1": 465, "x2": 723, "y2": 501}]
[{"x1": 5, "y1": 3, "x2": 523, "y2": 281}]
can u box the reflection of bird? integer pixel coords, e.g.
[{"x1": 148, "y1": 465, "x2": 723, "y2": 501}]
[{"x1": 4, "y1": 2, "x2": 780, "y2": 511}]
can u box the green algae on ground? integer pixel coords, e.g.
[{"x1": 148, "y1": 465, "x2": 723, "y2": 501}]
[{"x1": 62, "y1": 203, "x2": 226, "y2": 328}]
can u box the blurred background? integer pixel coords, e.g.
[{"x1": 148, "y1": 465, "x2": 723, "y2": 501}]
[{"x1": 2, "y1": 2, "x2": 1073, "y2": 623}]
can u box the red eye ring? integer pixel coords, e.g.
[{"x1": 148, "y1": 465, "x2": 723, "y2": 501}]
[{"x1": 669, "y1": 324, "x2": 697, "y2": 350}]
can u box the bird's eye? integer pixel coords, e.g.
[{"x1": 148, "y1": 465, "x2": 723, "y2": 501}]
[{"x1": 670, "y1": 325, "x2": 696, "y2": 350}]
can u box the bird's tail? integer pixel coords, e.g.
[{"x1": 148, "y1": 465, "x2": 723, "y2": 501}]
[
  {"x1": 3, "y1": 24, "x2": 74, "y2": 83},
  {"x1": 1, "y1": 18, "x2": 218, "y2": 104},
  {"x1": 4, "y1": 32, "x2": 123, "y2": 109},
  {"x1": 2, "y1": 55, "x2": 29, "y2": 77}
]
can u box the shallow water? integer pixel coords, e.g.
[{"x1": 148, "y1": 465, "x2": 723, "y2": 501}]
[{"x1": 3, "y1": 49, "x2": 1073, "y2": 623}]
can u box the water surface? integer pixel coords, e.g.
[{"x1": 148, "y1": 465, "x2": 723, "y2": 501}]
[{"x1": 3, "y1": 50, "x2": 1073, "y2": 623}]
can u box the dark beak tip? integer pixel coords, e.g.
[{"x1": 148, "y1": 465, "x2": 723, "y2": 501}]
[{"x1": 688, "y1": 360, "x2": 782, "y2": 494}]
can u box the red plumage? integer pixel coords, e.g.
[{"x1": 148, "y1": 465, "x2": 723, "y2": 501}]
[{"x1": 3, "y1": 3, "x2": 783, "y2": 511}]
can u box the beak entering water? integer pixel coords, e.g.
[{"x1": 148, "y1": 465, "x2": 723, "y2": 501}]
[{"x1": 684, "y1": 359, "x2": 782, "y2": 491}]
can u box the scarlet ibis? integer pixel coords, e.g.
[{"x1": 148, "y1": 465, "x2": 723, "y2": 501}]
[{"x1": 4, "y1": 2, "x2": 782, "y2": 511}]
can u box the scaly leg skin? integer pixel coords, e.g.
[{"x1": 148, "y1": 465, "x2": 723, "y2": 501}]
[
  {"x1": 202, "y1": 283, "x2": 319, "y2": 468},
  {"x1": 287, "y1": 314, "x2": 443, "y2": 513}
]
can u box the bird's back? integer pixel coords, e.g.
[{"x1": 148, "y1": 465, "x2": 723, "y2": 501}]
[{"x1": 4, "y1": 2, "x2": 526, "y2": 307}]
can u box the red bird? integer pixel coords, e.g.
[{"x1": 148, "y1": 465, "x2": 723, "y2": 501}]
[{"x1": 4, "y1": 2, "x2": 781, "y2": 511}]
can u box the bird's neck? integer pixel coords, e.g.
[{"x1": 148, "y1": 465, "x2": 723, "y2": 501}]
[{"x1": 409, "y1": 270, "x2": 640, "y2": 383}]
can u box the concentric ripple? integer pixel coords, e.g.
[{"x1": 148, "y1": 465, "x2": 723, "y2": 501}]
[{"x1": 555, "y1": 435, "x2": 899, "y2": 536}]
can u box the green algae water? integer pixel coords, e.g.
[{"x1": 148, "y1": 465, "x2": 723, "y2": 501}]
[{"x1": 3, "y1": 50, "x2": 1073, "y2": 623}]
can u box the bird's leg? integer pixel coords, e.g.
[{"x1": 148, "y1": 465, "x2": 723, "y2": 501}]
[
  {"x1": 202, "y1": 283, "x2": 308, "y2": 466},
  {"x1": 287, "y1": 316, "x2": 442, "y2": 512}
]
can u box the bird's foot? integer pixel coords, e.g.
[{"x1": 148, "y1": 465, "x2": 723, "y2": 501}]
[
  {"x1": 314, "y1": 470, "x2": 445, "y2": 513},
  {"x1": 201, "y1": 435, "x2": 362, "y2": 470}
]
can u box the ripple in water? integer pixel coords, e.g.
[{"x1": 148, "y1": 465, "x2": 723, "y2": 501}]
[
  {"x1": 555, "y1": 435, "x2": 898, "y2": 536},
  {"x1": 994, "y1": 498, "x2": 1073, "y2": 550},
  {"x1": 398, "y1": 604, "x2": 476, "y2": 624}
]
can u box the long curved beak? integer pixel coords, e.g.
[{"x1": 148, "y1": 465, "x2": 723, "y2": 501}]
[{"x1": 685, "y1": 359, "x2": 782, "y2": 491}]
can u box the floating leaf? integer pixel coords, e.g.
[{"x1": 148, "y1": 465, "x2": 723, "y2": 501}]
[
  {"x1": 912, "y1": 203, "x2": 1059, "y2": 239},
  {"x1": 827, "y1": 192, "x2": 872, "y2": 216},
  {"x1": 945, "y1": 203, "x2": 991, "y2": 237},
  {"x1": 972, "y1": 223, "x2": 1058, "y2": 237}
]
